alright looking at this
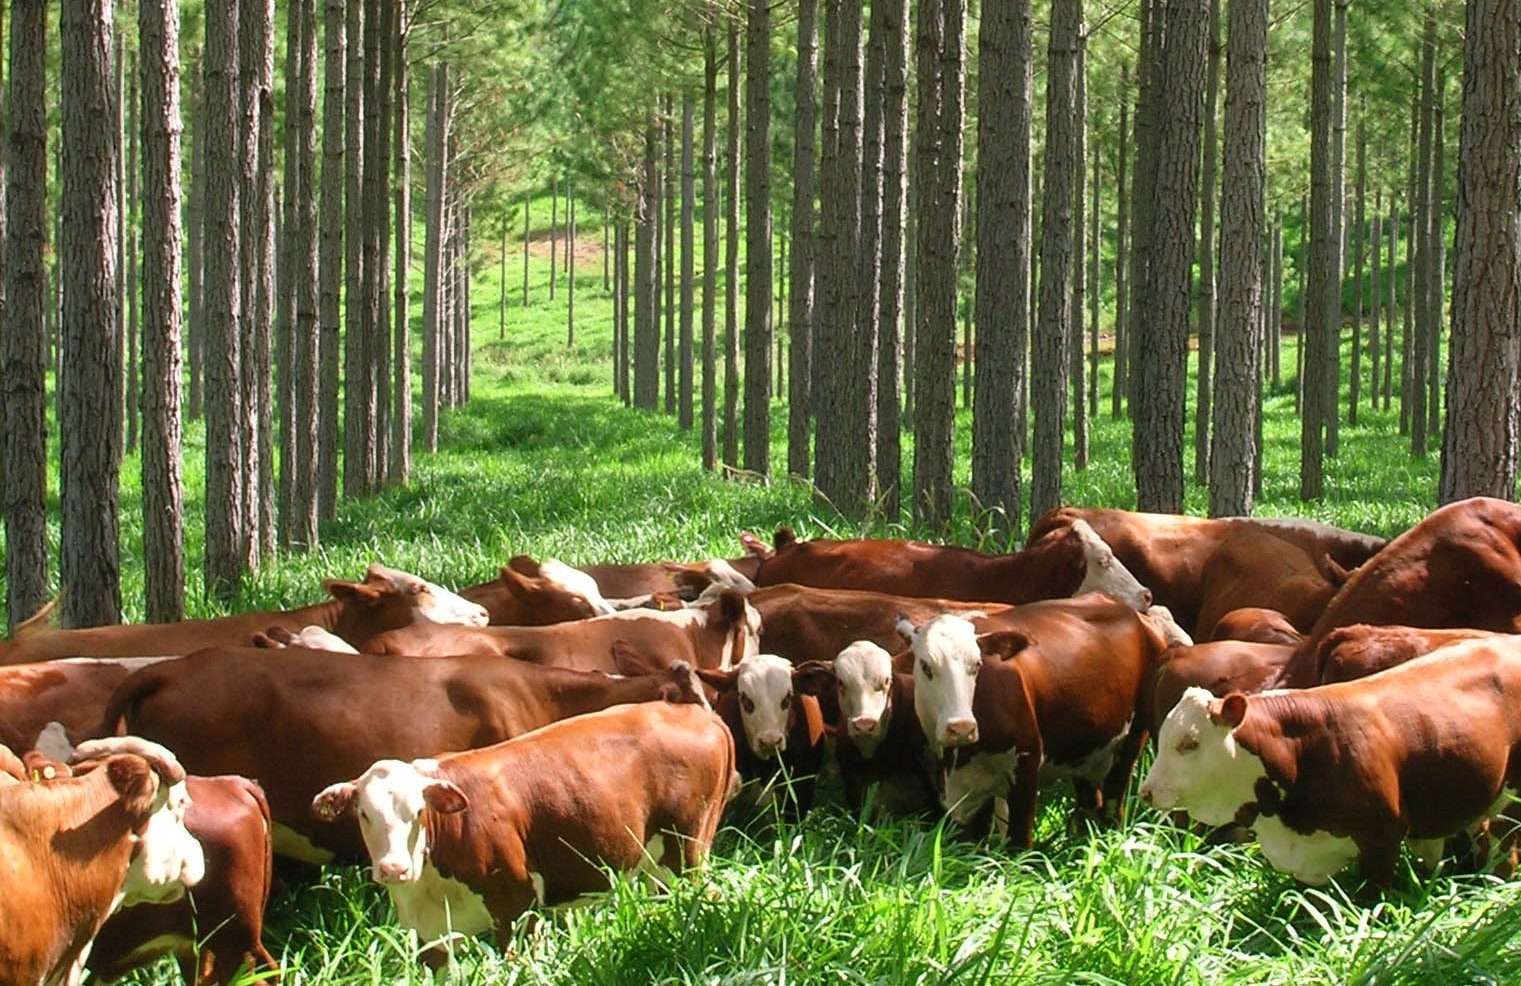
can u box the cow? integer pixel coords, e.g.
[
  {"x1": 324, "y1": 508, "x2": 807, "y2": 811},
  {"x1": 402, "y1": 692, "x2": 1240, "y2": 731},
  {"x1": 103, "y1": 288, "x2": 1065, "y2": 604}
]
[
  {"x1": 751, "y1": 520, "x2": 1154, "y2": 611},
  {"x1": 1139, "y1": 635, "x2": 1521, "y2": 886},
  {"x1": 1027, "y1": 507, "x2": 1386, "y2": 636},
  {"x1": 1312, "y1": 624, "x2": 1496, "y2": 685},
  {"x1": 362, "y1": 589, "x2": 761, "y2": 672},
  {"x1": 690, "y1": 654, "x2": 830, "y2": 817},
  {"x1": 1148, "y1": 640, "x2": 1294, "y2": 733},
  {"x1": 447, "y1": 563, "x2": 608, "y2": 625},
  {"x1": 905, "y1": 596, "x2": 1169, "y2": 847},
  {"x1": 0, "y1": 738, "x2": 203, "y2": 986},
  {"x1": 101, "y1": 646, "x2": 709, "y2": 862},
  {"x1": 250, "y1": 624, "x2": 361, "y2": 653},
  {"x1": 793, "y1": 642, "x2": 937, "y2": 816},
  {"x1": 311, "y1": 701, "x2": 734, "y2": 962},
  {"x1": 467, "y1": 554, "x2": 763, "y2": 606},
  {"x1": 1205, "y1": 607, "x2": 1304, "y2": 645},
  {"x1": 0, "y1": 564, "x2": 488, "y2": 666},
  {"x1": 1194, "y1": 531, "x2": 1344, "y2": 638},
  {"x1": 1274, "y1": 497, "x2": 1521, "y2": 687},
  {"x1": 0, "y1": 658, "x2": 165, "y2": 753}
]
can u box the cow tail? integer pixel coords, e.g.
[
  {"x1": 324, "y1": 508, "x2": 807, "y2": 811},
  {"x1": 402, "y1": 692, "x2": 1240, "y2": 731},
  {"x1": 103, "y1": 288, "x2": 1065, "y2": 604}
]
[{"x1": 96, "y1": 667, "x2": 169, "y2": 739}]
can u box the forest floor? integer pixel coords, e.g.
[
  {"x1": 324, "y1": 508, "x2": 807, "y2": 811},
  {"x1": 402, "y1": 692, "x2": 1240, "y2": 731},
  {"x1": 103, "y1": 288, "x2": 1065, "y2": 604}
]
[{"x1": 90, "y1": 201, "x2": 1520, "y2": 984}]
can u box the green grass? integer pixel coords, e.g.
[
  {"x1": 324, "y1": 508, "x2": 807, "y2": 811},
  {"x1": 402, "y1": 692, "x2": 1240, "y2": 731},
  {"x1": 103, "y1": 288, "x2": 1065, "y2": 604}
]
[{"x1": 30, "y1": 212, "x2": 1515, "y2": 983}]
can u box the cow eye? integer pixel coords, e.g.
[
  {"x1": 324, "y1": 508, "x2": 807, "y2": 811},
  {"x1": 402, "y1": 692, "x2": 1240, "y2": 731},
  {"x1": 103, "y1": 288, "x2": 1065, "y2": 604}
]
[
  {"x1": 970, "y1": 660, "x2": 983, "y2": 674},
  {"x1": 780, "y1": 694, "x2": 791, "y2": 710},
  {"x1": 919, "y1": 661, "x2": 934, "y2": 681},
  {"x1": 1177, "y1": 737, "x2": 1200, "y2": 754},
  {"x1": 741, "y1": 694, "x2": 755, "y2": 714},
  {"x1": 879, "y1": 677, "x2": 891, "y2": 691}
]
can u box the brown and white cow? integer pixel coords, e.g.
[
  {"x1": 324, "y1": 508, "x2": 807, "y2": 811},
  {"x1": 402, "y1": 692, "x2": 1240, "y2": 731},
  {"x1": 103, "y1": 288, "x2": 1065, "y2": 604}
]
[
  {"x1": 0, "y1": 564, "x2": 488, "y2": 667},
  {"x1": 752, "y1": 520, "x2": 1154, "y2": 610},
  {"x1": 1141, "y1": 636, "x2": 1521, "y2": 885},
  {"x1": 750, "y1": 584, "x2": 1005, "y2": 666},
  {"x1": 1028, "y1": 507, "x2": 1386, "y2": 636},
  {"x1": 904, "y1": 596, "x2": 1169, "y2": 847},
  {"x1": 1274, "y1": 497, "x2": 1521, "y2": 687},
  {"x1": 102, "y1": 646, "x2": 709, "y2": 862},
  {"x1": 311, "y1": 701, "x2": 733, "y2": 959},
  {"x1": 0, "y1": 658, "x2": 166, "y2": 753},
  {"x1": 362, "y1": 589, "x2": 762, "y2": 672},
  {"x1": 451, "y1": 562, "x2": 609, "y2": 624},
  {"x1": 469, "y1": 554, "x2": 762, "y2": 607},
  {"x1": 0, "y1": 739, "x2": 204, "y2": 986},
  {"x1": 1148, "y1": 640, "x2": 1294, "y2": 733}
]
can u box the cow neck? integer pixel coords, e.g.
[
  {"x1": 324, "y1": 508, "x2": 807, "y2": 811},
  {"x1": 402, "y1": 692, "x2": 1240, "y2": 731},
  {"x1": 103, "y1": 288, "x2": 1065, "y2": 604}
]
[
  {"x1": 423, "y1": 761, "x2": 524, "y2": 879},
  {"x1": 1230, "y1": 693, "x2": 1323, "y2": 790},
  {"x1": 541, "y1": 666, "x2": 677, "y2": 718},
  {"x1": 13, "y1": 774, "x2": 141, "y2": 897},
  {"x1": 1002, "y1": 533, "x2": 1085, "y2": 603},
  {"x1": 1271, "y1": 638, "x2": 1322, "y2": 690}
]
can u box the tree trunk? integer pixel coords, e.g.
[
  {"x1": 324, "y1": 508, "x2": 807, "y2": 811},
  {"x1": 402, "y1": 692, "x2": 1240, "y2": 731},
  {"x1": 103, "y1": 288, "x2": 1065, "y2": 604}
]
[
  {"x1": 239, "y1": 0, "x2": 275, "y2": 560},
  {"x1": 679, "y1": 93, "x2": 694, "y2": 430},
  {"x1": 1385, "y1": 194, "x2": 1396, "y2": 409},
  {"x1": 1194, "y1": 0, "x2": 1220, "y2": 484},
  {"x1": 787, "y1": 0, "x2": 818, "y2": 477},
  {"x1": 1112, "y1": 62, "x2": 1129, "y2": 419},
  {"x1": 1350, "y1": 103, "x2": 1365, "y2": 426},
  {"x1": 743, "y1": 0, "x2": 772, "y2": 474},
  {"x1": 203, "y1": 0, "x2": 243, "y2": 600},
  {"x1": 342, "y1": 0, "x2": 369, "y2": 497},
  {"x1": 1133, "y1": 0, "x2": 1207, "y2": 512},
  {"x1": 1208, "y1": 0, "x2": 1265, "y2": 516},
  {"x1": 1299, "y1": 0, "x2": 1333, "y2": 499},
  {"x1": 702, "y1": 29, "x2": 718, "y2": 468},
  {"x1": 723, "y1": 20, "x2": 741, "y2": 466},
  {"x1": 278, "y1": 4, "x2": 300, "y2": 542},
  {"x1": 856, "y1": 0, "x2": 888, "y2": 493},
  {"x1": 3, "y1": 0, "x2": 50, "y2": 628},
  {"x1": 1428, "y1": 75, "x2": 1445, "y2": 442},
  {"x1": 549, "y1": 174, "x2": 557, "y2": 301},
  {"x1": 421, "y1": 63, "x2": 448, "y2": 450},
  {"x1": 317, "y1": 0, "x2": 343, "y2": 520},
  {"x1": 1411, "y1": 10, "x2": 1435, "y2": 456},
  {"x1": 1439, "y1": 0, "x2": 1520, "y2": 501},
  {"x1": 635, "y1": 115, "x2": 660, "y2": 409},
  {"x1": 187, "y1": 66, "x2": 204, "y2": 422},
  {"x1": 1369, "y1": 188, "x2": 1381, "y2": 415},
  {"x1": 603, "y1": 216, "x2": 610, "y2": 293},
  {"x1": 388, "y1": 3, "x2": 408, "y2": 487},
  {"x1": 1295, "y1": 192, "x2": 1306, "y2": 413},
  {"x1": 290, "y1": 0, "x2": 319, "y2": 543},
  {"x1": 875, "y1": 0, "x2": 908, "y2": 514},
  {"x1": 125, "y1": 53, "x2": 139, "y2": 458},
  {"x1": 370, "y1": 0, "x2": 394, "y2": 484},
  {"x1": 1325, "y1": 0, "x2": 1348, "y2": 456},
  {"x1": 1031, "y1": 0, "x2": 1078, "y2": 521},
  {"x1": 1127, "y1": 0, "x2": 1161, "y2": 418},
  {"x1": 568, "y1": 178, "x2": 576, "y2": 347},
  {"x1": 618, "y1": 219, "x2": 631, "y2": 403},
  {"x1": 665, "y1": 99, "x2": 676, "y2": 418},
  {"x1": 1071, "y1": 31, "x2": 1089, "y2": 472},
  {"x1": 1401, "y1": 92, "x2": 1418, "y2": 434},
  {"x1": 910, "y1": 0, "x2": 965, "y2": 530},
  {"x1": 1088, "y1": 76, "x2": 1100, "y2": 422}
]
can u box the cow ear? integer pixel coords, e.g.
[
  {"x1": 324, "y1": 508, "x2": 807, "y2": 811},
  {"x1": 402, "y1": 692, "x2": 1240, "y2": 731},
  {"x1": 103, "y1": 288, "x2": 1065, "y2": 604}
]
[
  {"x1": 506, "y1": 555, "x2": 542, "y2": 579},
  {"x1": 424, "y1": 780, "x2": 469, "y2": 815},
  {"x1": 323, "y1": 579, "x2": 381, "y2": 605},
  {"x1": 772, "y1": 527, "x2": 797, "y2": 552},
  {"x1": 738, "y1": 531, "x2": 773, "y2": 559},
  {"x1": 980, "y1": 631, "x2": 1034, "y2": 660},
  {"x1": 716, "y1": 589, "x2": 745, "y2": 625},
  {"x1": 791, "y1": 661, "x2": 837, "y2": 698},
  {"x1": 312, "y1": 782, "x2": 357, "y2": 822},
  {"x1": 106, "y1": 756, "x2": 157, "y2": 807},
  {"x1": 611, "y1": 639, "x2": 663, "y2": 677},
  {"x1": 694, "y1": 667, "x2": 737, "y2": 692},
  {"x1": 1212, "y1": 693, "x2": 1249, "y2": 728},
  {"x1": 1315, "y1": 552, "x2": 1352, "y2": 587}
]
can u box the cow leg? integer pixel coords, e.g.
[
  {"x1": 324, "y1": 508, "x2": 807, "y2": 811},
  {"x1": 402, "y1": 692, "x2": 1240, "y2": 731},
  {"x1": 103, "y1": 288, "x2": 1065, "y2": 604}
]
[
  {"x1": 1006, "y1": 753, "x2": 1042, "y2": 850},
  {"x1": 1354, "y1": 838, "x2": 1400, "y2": 892},
  {"x1": 1100, "y1": 720, "x2": 1150, "y2": 826}
]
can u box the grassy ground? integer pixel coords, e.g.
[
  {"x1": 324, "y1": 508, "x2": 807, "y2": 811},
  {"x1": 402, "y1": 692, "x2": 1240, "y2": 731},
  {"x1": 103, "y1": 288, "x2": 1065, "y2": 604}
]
[{"x1": 38, "y1": 199, "x2": 1518, "y2": 983}]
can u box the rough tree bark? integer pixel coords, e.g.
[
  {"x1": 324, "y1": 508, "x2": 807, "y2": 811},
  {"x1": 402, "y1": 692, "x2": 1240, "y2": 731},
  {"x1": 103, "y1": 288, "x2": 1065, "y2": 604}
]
[
  {"x1": 1350, "y1": 104, "x2": 1366, "y2": 425},
  {"x1": 787, "y1": 0, "x2": 818, "y2": 477},
  {"x1": 421, "y1": 63, "x2": 448, "y2": 449},
  {"x1": 1325, "y1": 0, "x2": 1348, "y2": 456},
  {"x1": 1071, "y1": 31, "x2": 1088, "y2": 471},
  {"x1": 1299, "y1": 0, "x2": 1333, "y2": 498},
  {"x1": 342, "y1": 0, "x2": 369, "y2": 497},
  {"x1": 389, "y1": 0, "x2": 409, "y2": 487},
  {"x1": 679, "y1": 93, "x2": 694, "y2": 430},
  {"x1": 743, "y1": 0, "x2": 771, "y2": 474},
  {"x1": 1428, "y1": 75, "x2": 1445, "y2": 443},
  {"x1": 1411, "y1": 10, "x2": 1435, "y2": 456},
  {"x1": 317, "y1": 0, "x2": 343, "y2": 521},
  {"x1": 288, "y1": 0, "x2": 319, "y2": 544},
  {"x1": 1195, "y1": 0, "x2": 1220, "y2": 483},
  {"x1": 239, "y1": 0, "x2": 275, "y2": 560},
  {"x1": 1112, "y1": 62, "x2": 1129, "y2": 419},
  {"x1": 702, "y1": 30, "x2": 718, "y2": 469},
  {"x1": 723, "y1": 21, "x2": 740, "y2": 465},
  {"x1": 635, "y1": 115, "x2": 660, "y2": 409},
  {"x1": 876, "y1": 0, "x2": 909, "y2": 513}
]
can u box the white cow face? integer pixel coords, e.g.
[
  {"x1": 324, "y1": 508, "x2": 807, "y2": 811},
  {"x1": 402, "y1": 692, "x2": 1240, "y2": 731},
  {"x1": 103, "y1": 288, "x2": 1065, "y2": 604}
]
[
  {"x1": 366, "y1": 564, "x2": 490, "y2": 627},
  {"x1": 1138, "y1": 687, "x2": 1264, "y2": 826},
  {"x1": 539, "y1": 559, "x2": 618, "y2": 616},
  {"x1": 1070, "y1": 519, "x2": 1153, "y2": 611},
  {"x1": 122, "y1": 777, "x2": 206, "y2": 905},
  {"x1": 313, "y1": 759, "x2": 469, "y2": 885},
  {"x1": 734, "y1": 654, "x2": 796, "y2": 759},
  {"x1": 833, "y1": 641, "x2": 894, "y2": 753},
  {"x1": 908, "y1": 615, "x2": 983, "y2": 753}
]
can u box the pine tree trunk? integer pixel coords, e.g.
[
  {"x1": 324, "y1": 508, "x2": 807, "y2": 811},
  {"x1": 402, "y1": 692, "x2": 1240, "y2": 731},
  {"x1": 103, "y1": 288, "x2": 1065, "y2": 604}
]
[
  {"x1": 1325, "y1": 0, "x2": 1348, "y2": 456},
  {"x1": 1295, "y1": 192, "x2": 1306, "y2": 413},
  {"x1": 743, "y1": 0, "x2": 772, "y2": 474},
  {"x1": 875, "y1": 0, "x2": 908, "y2": 514},
  {"x1": 3, "y1": 0, "x2": 50, "y2": 628},
  {"x1": 240, "y1": 0, "x2": 275, "y2": 561},
  {"x1": 787, "y1": 0, "x2": 818, "y2": 477},
  {"x1": 1208, "y1": 0, "x2": 1265, "y2": 516},
  {"x1": 679, "y1": 94, "x2": 694, "y2": 430},
  {"x1": 1134, "y1": 0, "x2": 1207, "y2": 512},
  {"x1": 568, "y1": 178, "x2": 576, "y2": 347},
  {"x1": 317, "y1": 0, "x2": 343, "y2": 521},
  {"x1": 618, "y1": 219, "x2": 631, "y2": 403},
  {"x1": 1112, "y1": 62, "x2": 1129, "y2": 420},
  {"x1": 289, "y1": 0, "x2": 319, "y2": 544},
  {"x1": 1350, "y1": 105, "x2": 1366, "y2": 426},
  {"x1": 1411, "y1": 11, "x2": 1435, "y2": 456},
  {"x1": 125, "y1": 53, "x2": 140, "y2": 458},
  {"x1": 421, "y1": 63, "x2": 448, "y2": 450},
  {"x1": 203, "y1": 0, "x2": 243, "y2": 600},
  {"x1": 723, "y1": 21, "x2": 741, "y2": 466},
  {"x1": 1439, "y1": 0, "x2": 1521, "y2": 501},
  {"x1": 342, "y1": 0, "x2": 368, "y2": 497},
  {"x1": 910, "y1": 0, "x2": 965, "y2": 530},
  {"x1": 1428, "y1": 76, "x2": 1445, "y2": 442},
  {"x1": 371, "y1": 0, "x2": 394, "y2": 484},
  {"x1": 1299, "y1": 0, "x2": 1333, "y2": 499},
  {"x1": 602, "y1": 217, "x2": 609, "y2": 293},
  {"x1": 1031, "y1": 0, "x2": 1078, "y2": 521},
  {"x1": 665, "y1": 99, "x2": 676, "y2": 418},
  {"x1": 187, "y1": 67, "x2": 204, "y2": 422},
  {"x1": 1088, "y1": 85, "x2": 1100, "y2": 421},
  {"x1": 388, "y1": 1, "x2": 409, "y2": 485},
  {"x1": 549, "y1": 174, "x2": 557, "y2": 301},
  {"x1": 278, "y1": 4, "x2": 300, "y2": 542},
  {"x1": 1070, "y1": 31, "x2": 1089, "y2": 472},
  {"x1": 1401, "y1": 92, "x2": 1418, "y2": 435},
  {"x1": 1127, "y1": 0, "x2": 1161, "y2": 417},
  {"x1": 634, "y1": 115, "x2": 660, "y2": 409},
  {"x1": 1194, "y1": 0, "x2": 1220, "y2": 484},
  {"x1": 702, "y1": 30, "x2": 718, "y2": 468},
  {"x1": 1369, "y1": 188, "x2": 1381, "y2": 415},
  {"x1": 855, "y1": 0, "x2": 887, "y2": 491},
  {"x1": 1384, "y1": 195, "x2": 1396, "y2": 408}
]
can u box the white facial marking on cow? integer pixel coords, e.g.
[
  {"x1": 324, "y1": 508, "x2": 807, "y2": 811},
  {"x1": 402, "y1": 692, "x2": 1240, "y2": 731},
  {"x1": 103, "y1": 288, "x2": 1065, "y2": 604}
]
[
  {"x1": 941, "y1": 750, "x2": 1018, "y2": 825},
  {"x1": 1138, "y1": 688, "x2": 1266, "y2": 827},
  {"x1": 736, "y1": 654, "x2": 795, "y2": 759},
  {"x1": 34, "y1": 720, "x2": 74, "y2": 762},
  {"x1": 120, "y1": 777, "x2": 206, "y2": 907},
  {"x1": 366, "y1": 564, "x2": 490, "y2": 627},
  {"x1": 1070, "y1": 519, "x2": 1153, "y2": 611},
  {"x1": 294, "y1": 625, "x2": 361, "y2": 653},
  {"x1": 272, "y1": 824, "x2": 337, "y2": 865},
  {"x1": 834, "y1": 641, "x2": 894, "y2": 757},
  {"x1": 387, "y1": 862, "x2": 494, "y2": 941},
  {"x1": 539, "y1": 559, "x2": 618, "y2": 616},
  {"x1": 1253, "y1": 817, "x2": 1361, "y2": 885},
  {"x1": 703, "y1": 558, "x2": 757, "y2": 595},
  {"x1": 335, "y1": 758, "x2": 446, "y2": 885},
  {"x1": 909, "y1": 615, "x2": 983, "y2": 753},
  {"x1": 1144, "y1": 605, "x2": 1194, "y2": 647}
]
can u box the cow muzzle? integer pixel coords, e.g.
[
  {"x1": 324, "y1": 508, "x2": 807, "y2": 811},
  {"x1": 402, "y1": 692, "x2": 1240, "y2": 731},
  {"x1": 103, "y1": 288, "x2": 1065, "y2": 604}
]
[
  {"x1": 847, "y1": 715, "x2": 880, "y2": 737},
  {"x1": 374, "y1": 858, "x2": 417, "y2": 884},
  {"x1": 940, "y1": 717, "x2": 978, "y2": 747},
  {"x1": 752, "y1": 731, "x2": 786, "y2": 758},
  {"x1": 1139, "y1": 588, "x2": 1154, "y2": 608}
]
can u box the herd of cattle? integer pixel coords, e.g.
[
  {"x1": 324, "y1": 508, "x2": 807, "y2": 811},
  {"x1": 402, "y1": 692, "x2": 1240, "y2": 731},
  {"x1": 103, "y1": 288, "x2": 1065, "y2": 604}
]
[{"x1": 4, "y1": 496, "x2": 1521, "y2": 983}]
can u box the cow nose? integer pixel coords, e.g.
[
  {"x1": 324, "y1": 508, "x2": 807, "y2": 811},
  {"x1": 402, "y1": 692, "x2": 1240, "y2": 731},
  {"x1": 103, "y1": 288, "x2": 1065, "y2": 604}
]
[
  {"x1": 848, "y1": 716, "x2": 879, "y2": 736},
  {"x1": 1139, "y1": 784, "x2": 1154, "y2": 805},
  {"x1": 755, "y1": 731, "x2": 786, "y2": 757},
  {"x1": 374, "y1": 860, "x2": 410, "y2": 883},
  {"x1": 942, "y1": 718, "x2": 978, "y2": 745},
  {"x1": 1140, "y1": 588, "x2": 1154, "y2": 608}
]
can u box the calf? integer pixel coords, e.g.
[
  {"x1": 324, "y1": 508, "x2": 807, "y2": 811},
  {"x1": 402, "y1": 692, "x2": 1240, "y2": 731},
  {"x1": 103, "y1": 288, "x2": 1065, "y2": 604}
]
[
  {"x1": 311, "y1": 702, "x2": 733, "y2": 959},
  {"x1": 906, "y1": 597, "x2": 1168, "y2": 847},
  {"x1": 753, "y1": 520, "x2": 1154, "y2": 610},
  {"x1": 1140, "y1": 635, "x2": 1521, "y2": 886},
  {"x1": 363, "y1": 590, "x2": 761, "y2": 672},
  {"x1": 693, "y1": 654, "x2": 829, "y2": 817},
  {"x1": 102, "y1": 646, "x2": 708, "y2": 861},
  {"x1": 0, "y1": 740, "x2": 203, "y2": 986},
  {"x1": 0, "y1": 564, "x2": 487, "y2": 666}
]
